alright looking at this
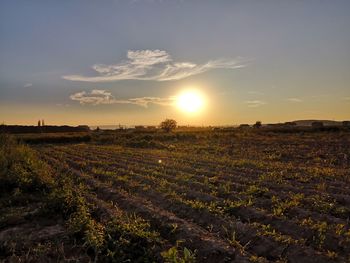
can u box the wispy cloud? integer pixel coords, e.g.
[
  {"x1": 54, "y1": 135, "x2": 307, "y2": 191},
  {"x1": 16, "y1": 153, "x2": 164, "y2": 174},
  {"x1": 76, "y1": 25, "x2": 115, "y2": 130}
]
[
  {"x1": 287, "y1": 98, "x2": 303, "y2": 103},
  {"x1": 70, "y1": 89, "x2": 176, "y2": 107},
  {"x1": 23, "y1": 83, "x2": 33, "y2": 88},
  {"x1": 63, "y1": 49, "x2": 245, "y2": 82},
  {"x1": 343, "y1": 97, "x2": 350, "y2": 101},
  {"x1": 244, "y1": 100, "x2": 266, "y2": 108}
]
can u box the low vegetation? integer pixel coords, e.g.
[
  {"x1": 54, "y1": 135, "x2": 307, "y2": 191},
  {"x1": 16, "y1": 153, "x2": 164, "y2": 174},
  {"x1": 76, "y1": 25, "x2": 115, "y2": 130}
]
[{"x1": 1, "y1": 128, "x2": 349, "y2": 262}]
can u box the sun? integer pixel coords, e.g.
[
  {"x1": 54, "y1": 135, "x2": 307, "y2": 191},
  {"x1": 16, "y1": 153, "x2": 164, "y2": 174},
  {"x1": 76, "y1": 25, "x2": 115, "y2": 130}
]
[{"x1": 176, "y1": 90, "x2": 205, "y2": 113}]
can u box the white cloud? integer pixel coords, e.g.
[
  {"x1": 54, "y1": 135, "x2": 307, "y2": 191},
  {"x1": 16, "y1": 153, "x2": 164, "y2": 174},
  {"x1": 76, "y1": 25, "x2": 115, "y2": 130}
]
[
  {"x1": 63, "y1": 49, "x2": 245, "y2": 82},
  {"x1": 24, "y1": 83, "x2": 33, "y2": 88},
  {"x1": 287, "y1": 98, "x2": 303, "y2": 103},
  {"x1": 127, "y1": 50, "x2": 171, "y2": 66},
  {"x1": 69, "y1": 89, "x2": 176, "y2": 107},
  {"x1": 244, "y1": 100, "x2": 266, "y2": 108}
]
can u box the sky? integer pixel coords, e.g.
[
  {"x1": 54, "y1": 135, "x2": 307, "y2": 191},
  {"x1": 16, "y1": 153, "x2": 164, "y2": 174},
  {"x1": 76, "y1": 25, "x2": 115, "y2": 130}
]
[{"x1": 1, "y1": 0, "x2": 349, "y2": 126}]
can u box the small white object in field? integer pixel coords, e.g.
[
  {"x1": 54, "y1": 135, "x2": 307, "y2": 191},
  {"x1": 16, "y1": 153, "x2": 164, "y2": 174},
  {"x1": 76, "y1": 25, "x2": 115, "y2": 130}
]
[{"x1": 158, "y1": 159, "x2": 162, "y2": 164}]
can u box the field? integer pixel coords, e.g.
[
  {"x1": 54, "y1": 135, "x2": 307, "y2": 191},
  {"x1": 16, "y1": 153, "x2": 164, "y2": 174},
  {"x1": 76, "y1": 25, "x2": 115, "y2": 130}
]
[{"x1": 1, "y1": 130, "x2": 350, "y2": 262}]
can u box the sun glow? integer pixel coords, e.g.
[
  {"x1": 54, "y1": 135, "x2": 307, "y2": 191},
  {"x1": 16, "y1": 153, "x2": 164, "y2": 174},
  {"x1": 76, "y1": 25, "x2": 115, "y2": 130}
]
[{"x1": 176, "y1": 90, "x2": 205, "y2": 113}]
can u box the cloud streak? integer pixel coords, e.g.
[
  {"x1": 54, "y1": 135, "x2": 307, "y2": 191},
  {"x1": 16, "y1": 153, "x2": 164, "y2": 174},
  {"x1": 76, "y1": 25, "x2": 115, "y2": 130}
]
[
  {"x1": 287, "y1": 98, "x2": 303, "y2": 103},
  {"x1": 70, "y1": 89, "x2": 176, "y2": 107},
  {"x1": 244, "y1": 100, "x2": 266, "y2": 108},
  {"x1": 63, "y1": 49, "x2": 245, "y2": 82}
]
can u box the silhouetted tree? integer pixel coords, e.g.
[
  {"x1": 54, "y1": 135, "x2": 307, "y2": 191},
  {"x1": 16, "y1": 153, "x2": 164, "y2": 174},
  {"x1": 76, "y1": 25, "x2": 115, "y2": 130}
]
[
  {"x1": 253, "y1": 121, "x2": 262, "y2": 128},
  {"x1": 160, "y1": 119, "x2": 177, "y2": 132},
  {"x1": 38, "y1": 120, "x2": 41, "y2": 127}
]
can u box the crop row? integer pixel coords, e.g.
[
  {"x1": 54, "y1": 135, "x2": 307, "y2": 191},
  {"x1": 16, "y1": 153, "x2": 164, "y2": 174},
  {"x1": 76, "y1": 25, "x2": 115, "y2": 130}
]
[{"x1": 37, "y1": 144, "x2": 350, "y2": 262}]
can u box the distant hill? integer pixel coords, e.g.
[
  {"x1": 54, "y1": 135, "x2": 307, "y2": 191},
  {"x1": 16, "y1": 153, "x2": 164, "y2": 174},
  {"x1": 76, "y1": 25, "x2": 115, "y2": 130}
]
[{"x1": 292, "y1": 120, "x2": 343, "y2": 126}]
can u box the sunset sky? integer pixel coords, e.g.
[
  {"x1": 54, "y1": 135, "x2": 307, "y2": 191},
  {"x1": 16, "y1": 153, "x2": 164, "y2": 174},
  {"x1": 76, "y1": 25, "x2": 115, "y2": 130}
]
[{"x1": 1, "y1": 0, "x2": 349, "y2": 126}]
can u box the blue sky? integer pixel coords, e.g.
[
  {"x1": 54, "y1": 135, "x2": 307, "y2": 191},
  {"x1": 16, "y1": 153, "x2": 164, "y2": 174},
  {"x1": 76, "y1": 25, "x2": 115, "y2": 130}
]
[{"x1": 1, "y1": 0, "x2": 349, "y2": 125}]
